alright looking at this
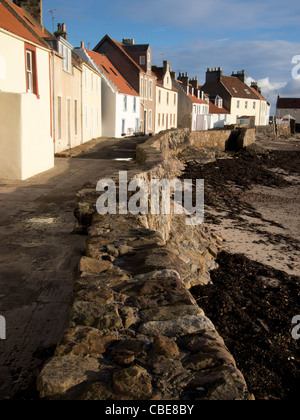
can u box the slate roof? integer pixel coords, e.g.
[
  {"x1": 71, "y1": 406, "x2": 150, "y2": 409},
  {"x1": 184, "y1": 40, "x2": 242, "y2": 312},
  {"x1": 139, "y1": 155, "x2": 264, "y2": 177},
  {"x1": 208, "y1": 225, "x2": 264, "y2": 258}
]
[
  {"x1": 277, "y1": 97, "x2": 300, "y2": 109},
  {"x1": 221, "y1": 76, "x2": 259, "y2": 100}
]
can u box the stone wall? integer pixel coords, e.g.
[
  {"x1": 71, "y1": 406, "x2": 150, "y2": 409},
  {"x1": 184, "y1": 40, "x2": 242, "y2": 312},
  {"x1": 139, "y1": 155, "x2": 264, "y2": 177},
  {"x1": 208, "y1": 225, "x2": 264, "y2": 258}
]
[
  {"x1": 37, "y1": 129, "x2": 253, "y2": 400},
  {"x1": 276, "y1": 123, "x2": 291, "y2": 137}
]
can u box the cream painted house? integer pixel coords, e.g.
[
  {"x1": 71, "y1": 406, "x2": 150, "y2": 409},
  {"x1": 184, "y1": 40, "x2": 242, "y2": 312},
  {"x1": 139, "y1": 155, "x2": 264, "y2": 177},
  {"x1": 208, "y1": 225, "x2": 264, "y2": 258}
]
[
  {"x1": 46, "y1": 26, "x2": 84, "y2": 153},
  {"x1": 0, "y1": 0, "x2": 53, "y2": 180},
  {"x1": 152, "y1": 61, "x2": 178, "y2": 133},
  {"x1": 202, "y1": 69, "x2": 270, "y2": 126}
]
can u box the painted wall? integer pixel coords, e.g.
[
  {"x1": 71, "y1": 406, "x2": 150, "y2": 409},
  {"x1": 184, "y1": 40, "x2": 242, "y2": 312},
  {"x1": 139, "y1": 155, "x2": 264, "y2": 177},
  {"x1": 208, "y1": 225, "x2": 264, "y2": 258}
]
[
  {"x1": 155, "y1": 86, "x2": 178, "y2": 133},
  {"x1": 82, "y1": 64, "x2": 102, "y2": 143},
  {"x1": 0, "y1": 31, "x2": 26, "y2": 92},
  {"x1": 116, "y1": 94, "x2": 140, "y2": 137},
  {"x1": 0, "y1": 32, "x2": 53, "y2": 180},
  {"x1": 52, "y1": 53, "x2": 82, "y2": 153},
  {"x1": 208, "y1": 113, "x2": 232, "y2": 129},
  {"x1": 231, "y1": 97, "x2": 261, "y2": 125},
  {"x1": 276, "y1": 108, "x2": 300, "y2": 124}
]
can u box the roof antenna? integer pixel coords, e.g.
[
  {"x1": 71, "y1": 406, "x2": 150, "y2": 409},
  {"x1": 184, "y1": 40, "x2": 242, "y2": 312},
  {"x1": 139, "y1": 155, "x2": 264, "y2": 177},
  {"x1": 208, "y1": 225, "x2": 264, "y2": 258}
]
[{"x1": 49, "y1": 9, "x2": 56, "y2": 33}]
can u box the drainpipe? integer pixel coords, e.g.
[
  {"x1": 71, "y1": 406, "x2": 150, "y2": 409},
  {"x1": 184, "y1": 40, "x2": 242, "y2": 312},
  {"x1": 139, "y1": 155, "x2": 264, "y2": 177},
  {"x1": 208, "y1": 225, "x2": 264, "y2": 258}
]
[{"x1": 51, "y1": 50, "x2": 56, "y2": 151}]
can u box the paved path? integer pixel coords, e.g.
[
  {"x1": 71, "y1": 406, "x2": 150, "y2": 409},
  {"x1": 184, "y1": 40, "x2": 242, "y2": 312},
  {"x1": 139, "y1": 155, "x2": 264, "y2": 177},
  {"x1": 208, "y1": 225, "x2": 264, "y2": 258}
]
[{"x1": 0, "y1": 136, "x2": 147, "y2": 399}]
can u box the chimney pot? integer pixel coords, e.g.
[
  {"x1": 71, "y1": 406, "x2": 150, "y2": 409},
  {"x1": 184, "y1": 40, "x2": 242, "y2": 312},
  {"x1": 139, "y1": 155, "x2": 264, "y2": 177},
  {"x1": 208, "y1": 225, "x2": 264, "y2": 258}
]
[{"x1": 81, "y1": 41, "x2": 85, "y2": 49}]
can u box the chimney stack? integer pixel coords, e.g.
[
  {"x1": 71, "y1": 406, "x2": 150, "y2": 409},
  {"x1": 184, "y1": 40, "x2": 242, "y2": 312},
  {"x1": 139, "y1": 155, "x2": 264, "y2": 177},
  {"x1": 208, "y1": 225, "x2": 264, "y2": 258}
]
[
  {"x1": 14, "y1": 0, "x2": 43, "y2": 25},
  {"x1": 54, "y1": 22, "x2": 68, "y2": 40},
  {"x1": 206, "y1": 67, "x2": 223, "y2": 83}
]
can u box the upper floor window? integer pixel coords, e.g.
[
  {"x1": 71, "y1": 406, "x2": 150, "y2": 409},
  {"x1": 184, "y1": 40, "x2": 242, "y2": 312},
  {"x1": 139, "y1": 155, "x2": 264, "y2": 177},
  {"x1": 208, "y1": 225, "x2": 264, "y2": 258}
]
[
  {"x1": 139, "y1": 56, "x2": 145, "y2": 66},
  {"x1": 149, "y1": 81, "x2": 153, "y2": 100},
  {"x1": 25, "y1": 45, "x2": 39, "y2": 97},
  {"x1": 26, "y1": 50, "x2": 33, "y2": 93},
  {"x1": 123, "y1": 95, "x2": 128, "y2": 112},
  {"x1": 237, "y1": 100, "x2": 240, "y2": 109},
  {"x1": 147, "y1": 53, "x2": 151, "y2": 71},
  {"x1": 253, "y1": 102, "x2": 256, "y2": 110},
  {"x1": 245, "y1": 101, "x2": 248, "y2": 109},
  {"x1": 58, "y1": 42, "x2": 71, "y2": 73},
  {"x1": 133, "y1": 97, "x2": 137, "y2": 113},
  {"x1": 158, "y1": 90, "x2": 161, "y2": 104}
]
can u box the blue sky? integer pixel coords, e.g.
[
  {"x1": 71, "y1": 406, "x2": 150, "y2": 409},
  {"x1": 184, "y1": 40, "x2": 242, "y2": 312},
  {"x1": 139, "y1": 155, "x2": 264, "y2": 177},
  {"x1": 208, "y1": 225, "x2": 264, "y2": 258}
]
[{"x1": 42, "y1": 0, "x2": 300, "y2": 112}]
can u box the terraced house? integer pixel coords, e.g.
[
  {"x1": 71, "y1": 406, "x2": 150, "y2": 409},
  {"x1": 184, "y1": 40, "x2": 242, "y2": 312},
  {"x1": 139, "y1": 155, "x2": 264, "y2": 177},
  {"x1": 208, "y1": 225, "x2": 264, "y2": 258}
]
[
  {"x1": 94, "y1": 36, "x2": 156, "y2": 135},
  {"x1": 0, "y1": 0, "x2": 53, "y2": 179},
  {"x1": 152, "y1": 61, "x2": 178, "y2": 133},
  {"x1": 75, "y1": 45, "x2": 140, "y2": 138},
  {"x1": 202, "y1": 68, "x2": 270, "y2": 126}
]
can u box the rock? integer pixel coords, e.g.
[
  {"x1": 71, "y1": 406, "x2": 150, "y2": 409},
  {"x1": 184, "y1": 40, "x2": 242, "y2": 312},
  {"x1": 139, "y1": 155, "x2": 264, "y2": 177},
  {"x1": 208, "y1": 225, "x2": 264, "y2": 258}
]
[
  {"x1": 153, "y1": 335, "x2": 179, "y2": 358},
  {"x1": 208, "y1": 245, "x2": 218, "y2": 258},
  {"x1": 118, "y1": 306, "x2": 138, "y2": 329},
  {"x1": 37, "y1": 355, "x2": 100, "y2": 399},
  {"x1": 185, "y1": 366, "x2": 250, "y2": 400},
  {"x1": 183, "y1": 346, "x2": 236, "y2": 370},
  {"x1": 55, "y1": 327, "x2": 117, "y2": 357},
  {"x1": 72, "y1": 302, "x2": 123, "y2": 331},
  {"x1": 139, "y1": 316, "x2": 216, "y2": 338},
  {"x1": 140, "y1": 305, "x2": 204, "y2": 322},
  {"x1": 112, "y1": 366, "x2": 152, "y2": 399},
  {"x1": 74, "y1": 382, "x2": 112, "y2": 400},
  {"x1": 79, "y1": 257, "x2": 113, "y2": 275},
  {"x1": 74, "y1": 286, "x2": 114, "y2": 305},
  {"x1": 106, "y1": 244, "x2": 119, "y2": 258}
]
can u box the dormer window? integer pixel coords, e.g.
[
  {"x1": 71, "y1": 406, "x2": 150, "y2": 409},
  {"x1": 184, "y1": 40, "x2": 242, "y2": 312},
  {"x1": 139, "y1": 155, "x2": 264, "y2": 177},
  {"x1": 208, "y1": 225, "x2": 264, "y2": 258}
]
[
  {"x1": 58, "y1": 41, "x2": 72, "y2": 73},
  {"x1": 139, "y1": 56, "x2": 145, "y2": 66},
  {"x1": 245, "y1": 89, "x2": 251, "y2": 94},
  {"x1": 147, "y1": 53, "x2": 151, "y2": 71}
]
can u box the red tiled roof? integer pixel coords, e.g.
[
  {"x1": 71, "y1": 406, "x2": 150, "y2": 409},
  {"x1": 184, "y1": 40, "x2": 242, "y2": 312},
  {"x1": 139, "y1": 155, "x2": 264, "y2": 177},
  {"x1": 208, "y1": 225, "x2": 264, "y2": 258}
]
[
  {"x1": 209, "y1": 101, "x2": 230, "y2": 114},
  {"x1": 189, "y1": 93, "x2": 208, "y2": 105},
  {"x1": 0, "y1": 1, "x2": 45, "y2": 47},
  {"x1": 8, "y1": 0, "x2": 47, "y2": 39},
  {"x1": 86, "y1": 49, "x2": 138, "y2": 96},
  {"x1": 249, "y1": 86, "x2": 267, "y2": 102},
  {"x1": 277, "y1": 97, "x2": 300, "y2": 109}
]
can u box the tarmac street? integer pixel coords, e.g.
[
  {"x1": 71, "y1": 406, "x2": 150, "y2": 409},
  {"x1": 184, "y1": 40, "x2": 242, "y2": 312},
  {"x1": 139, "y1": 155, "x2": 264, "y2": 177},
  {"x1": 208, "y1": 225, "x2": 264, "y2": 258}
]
[{"x1": 0, "y1": 136, "x2": 147, "y2": 399}]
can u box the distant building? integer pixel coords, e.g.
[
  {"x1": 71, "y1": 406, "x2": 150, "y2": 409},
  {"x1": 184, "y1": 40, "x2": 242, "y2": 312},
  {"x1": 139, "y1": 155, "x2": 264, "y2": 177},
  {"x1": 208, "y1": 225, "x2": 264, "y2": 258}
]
[
  {"x1": 202, "y1": 68, "x2": 270, "y2": 126},
  {"x1": 172, "y1": 73, "x2": 209, "y2": 131},
  {"x1": 276, "y1": 96, "x2": 300, "y2": 124},
  {"x1": 152, "y1": 61, "x2": 178, "y2": 133},
  {"x1": 76, "y1": 46, "x2": 140, "y2": 138},
  {"x1": 94, "y1": 36, "x2": 156, "y2": 135}
]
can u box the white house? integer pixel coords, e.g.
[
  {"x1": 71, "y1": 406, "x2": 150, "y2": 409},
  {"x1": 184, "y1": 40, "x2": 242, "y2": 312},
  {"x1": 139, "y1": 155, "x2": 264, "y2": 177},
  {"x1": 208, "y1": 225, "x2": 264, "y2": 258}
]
[
  {"x1": 207, "y1": 95, "x2": 231, "y2": 128},
  {"x1": 0, "y1": 0, "x2": 54, "y2": 180},
  {"x1": 75, "y1": 46, "x2": 140, "y2": 138}
]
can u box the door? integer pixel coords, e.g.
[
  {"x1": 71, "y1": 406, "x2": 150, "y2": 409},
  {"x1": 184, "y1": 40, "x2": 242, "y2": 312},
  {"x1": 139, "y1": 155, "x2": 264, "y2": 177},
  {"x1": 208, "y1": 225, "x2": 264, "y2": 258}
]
[{"x1": 67, "y1": 99, "x2": 71, "y2": 148}]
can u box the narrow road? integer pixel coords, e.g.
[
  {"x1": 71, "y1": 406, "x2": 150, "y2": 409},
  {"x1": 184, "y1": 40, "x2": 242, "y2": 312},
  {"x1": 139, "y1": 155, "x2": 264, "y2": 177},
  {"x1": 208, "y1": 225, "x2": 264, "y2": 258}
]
[{"x1": 0, "y1": 136, "x2": 147, "y2": 399}]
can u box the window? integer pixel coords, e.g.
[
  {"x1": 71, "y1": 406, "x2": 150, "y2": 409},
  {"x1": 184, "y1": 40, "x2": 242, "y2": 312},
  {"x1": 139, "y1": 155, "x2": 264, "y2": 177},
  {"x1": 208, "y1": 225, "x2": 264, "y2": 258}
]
[
  {"x1": 59, "y1": 42, "x2": 71, "y2": 73},
  {"x1": 122, "y1": 119, "x2": 126, "y2": 134},
  {"x1": 162, "y1": 114, "x2": 165, "y2": 126},
  {"x1": 85, "y1": 68, "x2": 88, "y2": 90},
  {"x1": 25, "y1": 45, "x2": 39, "y2": 96},
  {"x1": 174, "y1": 94, "x2": 176, "y2": 106},
  {"x1": 167, "y1": 92, "x2": 169, "y2": 105},
  {"x1": 147, "y1": 53, "x2": 151, "y2": 71},
  {"x1": 245, "y1": 101, "x2": 248, "y2": 109},
  {"x1": 148, "y1": 110, "x2": 152, "y2": 130},
  {"x1": 85, "y1": 106, "x2": 88, "y2": 129},
  {"x1": 158, "y1": 90, "x2": 161, "y2": 104},
  {"x1": 158, "y1": 114, "x2": 161, "y2": 127},
  {"x1": 149, "y1": 80, "x2": 153, "y2": 100},
  {"x1": 123, "y1": 95, "x2": 128, "y2": 112},
  {"x1": 237, "y1": 100, "x2": 240, "y2": 109},
  {"x1": 57, "y1": 97, "x2": 62, "y2": 139},
  {"x1": 139, "y1": 56, "x2": 145, "y2": 65},
  {"x1": 74, "y1": 99, "x2": 78, "y2": 136},
  {"x1": 140, "y1": 77, "x2": 144, "y2": 98},
  {"x1": 133, "y1": 97, "x2": 137, "y2": 113},
  {"x1": 144, "y1": 79, "x2": 148, "y2": 99},
  {"x1": 253, "y1": 102, "x2": 256, "y2": 110},
  {"x1": 26, "y1": 50, "x2": 33, "y2": 93}
]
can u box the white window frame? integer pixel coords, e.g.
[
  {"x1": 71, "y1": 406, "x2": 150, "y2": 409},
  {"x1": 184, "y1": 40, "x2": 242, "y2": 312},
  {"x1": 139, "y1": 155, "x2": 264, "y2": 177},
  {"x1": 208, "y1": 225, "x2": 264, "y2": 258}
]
[
  {"x1": 26, "y1": 50, "x2": 33, "y2": 93},
  {"x1": 139, "y1": 56, "x2": 145, "y2": 66}
]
